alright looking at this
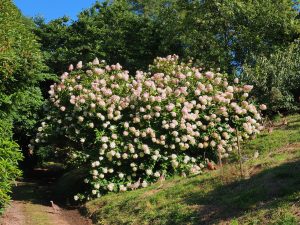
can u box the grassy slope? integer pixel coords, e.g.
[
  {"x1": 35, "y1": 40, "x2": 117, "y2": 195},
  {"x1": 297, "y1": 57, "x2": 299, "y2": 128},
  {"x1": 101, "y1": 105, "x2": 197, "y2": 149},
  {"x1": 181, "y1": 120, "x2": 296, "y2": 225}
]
[{"x1": 84, "y1": 115, "x2": 300, "y2": 225}]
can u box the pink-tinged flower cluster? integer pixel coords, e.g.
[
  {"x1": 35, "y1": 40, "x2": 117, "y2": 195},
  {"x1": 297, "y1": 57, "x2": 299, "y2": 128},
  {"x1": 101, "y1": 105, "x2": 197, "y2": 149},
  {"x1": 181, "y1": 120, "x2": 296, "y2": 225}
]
[{"x1": 33, "y1": 55, "x2": 265, "y2": 201}]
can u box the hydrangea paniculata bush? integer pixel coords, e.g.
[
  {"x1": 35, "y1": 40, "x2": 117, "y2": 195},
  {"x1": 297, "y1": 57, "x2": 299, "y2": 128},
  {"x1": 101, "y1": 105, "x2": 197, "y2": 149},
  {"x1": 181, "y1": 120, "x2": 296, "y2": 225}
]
[{"x1": 32, "y1": 55, "x2": 266, "y2": 200}]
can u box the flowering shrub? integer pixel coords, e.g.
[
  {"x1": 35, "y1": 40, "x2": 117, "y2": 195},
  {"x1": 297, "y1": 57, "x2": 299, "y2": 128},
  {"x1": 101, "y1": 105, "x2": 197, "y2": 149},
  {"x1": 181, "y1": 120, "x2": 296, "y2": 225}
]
[{"x1": 33, "y1": 55, "x2": 266, "y2": 201}]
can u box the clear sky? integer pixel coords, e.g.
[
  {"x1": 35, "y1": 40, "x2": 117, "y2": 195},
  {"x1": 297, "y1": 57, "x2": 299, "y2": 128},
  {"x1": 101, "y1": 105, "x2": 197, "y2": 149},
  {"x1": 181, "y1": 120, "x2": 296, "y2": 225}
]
[{"x1": 13, "y1": 0, "x2": 101, "y2": 22}]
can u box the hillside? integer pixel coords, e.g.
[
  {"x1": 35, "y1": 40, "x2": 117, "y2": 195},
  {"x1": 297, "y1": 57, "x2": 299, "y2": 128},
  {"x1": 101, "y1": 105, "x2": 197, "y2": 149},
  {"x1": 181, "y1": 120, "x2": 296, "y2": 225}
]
[{"x1": 84, "y1": 114, "x2": 300, "y2": 225}]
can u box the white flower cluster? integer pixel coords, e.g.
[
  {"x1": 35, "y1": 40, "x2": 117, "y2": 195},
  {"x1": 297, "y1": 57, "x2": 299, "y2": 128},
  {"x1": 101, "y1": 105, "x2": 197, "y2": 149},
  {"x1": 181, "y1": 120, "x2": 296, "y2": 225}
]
[{"x1": 34, "y1": 55, "x2": 266, "y2": 201}]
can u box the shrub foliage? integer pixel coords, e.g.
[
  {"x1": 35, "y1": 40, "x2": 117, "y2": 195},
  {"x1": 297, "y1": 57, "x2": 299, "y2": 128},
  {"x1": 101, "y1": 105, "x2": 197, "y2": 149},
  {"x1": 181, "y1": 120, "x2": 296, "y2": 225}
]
[{"x1": 0, "y1": 119, "x2": 23, "y2": 213}]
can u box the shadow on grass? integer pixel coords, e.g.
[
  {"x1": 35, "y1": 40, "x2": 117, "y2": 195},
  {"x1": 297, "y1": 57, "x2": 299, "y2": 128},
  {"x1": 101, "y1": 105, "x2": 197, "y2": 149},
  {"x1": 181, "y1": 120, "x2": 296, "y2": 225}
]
[
  {"x1": 280, "y1": 118, "x2": 300, "y2": 130},
  {"x1": 283, "y1": 124, "x2": 300, "y2": 131},
  {"x1": 184, "y1": 159, "x2": 300, "y2": 224}
]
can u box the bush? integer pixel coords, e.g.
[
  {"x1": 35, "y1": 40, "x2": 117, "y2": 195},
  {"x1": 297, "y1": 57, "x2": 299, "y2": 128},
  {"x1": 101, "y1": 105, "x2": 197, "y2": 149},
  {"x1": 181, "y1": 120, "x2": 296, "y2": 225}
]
[
  {"x1": 34, "y1": 55, "x2": 265, "y2": 201},
  {"x1": 0, "y1": 119, "x2": 23, "y2": 213}
]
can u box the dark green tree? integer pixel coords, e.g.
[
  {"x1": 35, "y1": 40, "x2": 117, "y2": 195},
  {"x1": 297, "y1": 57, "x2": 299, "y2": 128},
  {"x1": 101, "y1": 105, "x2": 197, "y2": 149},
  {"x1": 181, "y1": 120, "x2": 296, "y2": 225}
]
[
  {"x1": 0, "y1": 0, "x2": 49, "y2": 210},
  {"x1": 242, "y1": 40, "x2": 300, "y2": 112},
  {"x1": 35, "y1": 0, "x2": 300, "y2": 76},
  {"x1": 35, "y1": 0, "x2": 160, "y2": 73},
  {"x1": 0, "y1": 0, "x2": 50, "y2": 131},
  {"x1": 180, "y1": 0, "x2": 300, "y2": 73}
]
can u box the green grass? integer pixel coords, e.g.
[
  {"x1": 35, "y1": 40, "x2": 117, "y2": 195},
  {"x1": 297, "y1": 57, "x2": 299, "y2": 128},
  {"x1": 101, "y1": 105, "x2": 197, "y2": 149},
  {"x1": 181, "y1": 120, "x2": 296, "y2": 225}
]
[
  {"x1": 84, "y1": 115, "x2": 300, "y2": 225},
  {"x1": 243, "y1": 114, "x2": 300, "y2": 155}
]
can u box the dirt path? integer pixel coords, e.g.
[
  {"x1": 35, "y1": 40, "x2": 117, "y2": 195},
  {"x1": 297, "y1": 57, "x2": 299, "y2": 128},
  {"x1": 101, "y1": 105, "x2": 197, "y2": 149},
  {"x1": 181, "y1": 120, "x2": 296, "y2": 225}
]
[
  {"x1": 0, "y1": 170, "x2": 92, "y2": 225},
  {"x1": 1, "y1": 200, "x2": 90, "y2": 225},
  {"x1": 1, "y1": 201, "x2": 25, "y2": 225}
]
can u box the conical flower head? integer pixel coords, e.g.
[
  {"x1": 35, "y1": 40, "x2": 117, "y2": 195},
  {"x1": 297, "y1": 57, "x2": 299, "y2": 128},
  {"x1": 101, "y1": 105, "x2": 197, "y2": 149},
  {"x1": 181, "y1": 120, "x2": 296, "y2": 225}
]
[
  {"x1": 76, "y1": 61, "x2": 83, "y2": 69},
  {"x1": 93, "y1": 58, "x2": 100, "y2": 65},
  {"x1": 68, "y1": 64, "x2": 74, "y2": 71}
]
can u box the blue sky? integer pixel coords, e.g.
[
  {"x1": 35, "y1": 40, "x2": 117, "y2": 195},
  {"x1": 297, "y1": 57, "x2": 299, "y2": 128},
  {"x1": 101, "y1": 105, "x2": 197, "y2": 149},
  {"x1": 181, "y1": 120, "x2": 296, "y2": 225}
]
[{"x1": 14, "y1": 0, "x2": 101, "y2": 22}]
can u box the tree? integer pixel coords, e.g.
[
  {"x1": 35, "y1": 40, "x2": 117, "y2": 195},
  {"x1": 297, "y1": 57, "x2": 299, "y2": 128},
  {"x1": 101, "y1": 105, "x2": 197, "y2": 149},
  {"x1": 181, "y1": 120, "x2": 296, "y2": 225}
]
[
  {"x1": 0, "y1": 0, "x2": 49, "y2": 131},
  {"x1": 35, "y1": 0, "x2": 300, "y2": 76},
  {"x1": 35, "y1": 0, "x2": 159, "y2": 74},
  {"x1": 242, "y1": 40, "x2": 300, "y2": 113},
  {"x1": 180, "y1": 0, "x2": 300, "y2": 73},
  {"x1": 0, "y1": 0, "x2": 48, "y2": 210}
]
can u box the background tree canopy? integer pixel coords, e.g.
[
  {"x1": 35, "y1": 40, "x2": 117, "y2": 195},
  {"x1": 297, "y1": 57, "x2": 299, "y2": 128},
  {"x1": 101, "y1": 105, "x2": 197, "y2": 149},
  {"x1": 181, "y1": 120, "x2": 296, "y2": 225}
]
[{"x1": 35, "y1": 0, "x2": 300, "y2": 75}]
